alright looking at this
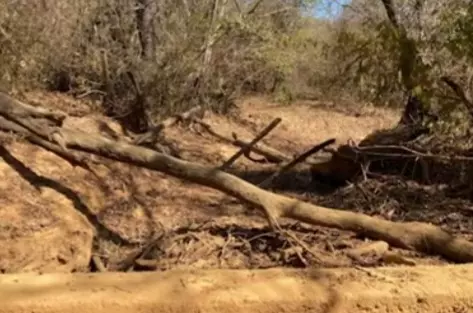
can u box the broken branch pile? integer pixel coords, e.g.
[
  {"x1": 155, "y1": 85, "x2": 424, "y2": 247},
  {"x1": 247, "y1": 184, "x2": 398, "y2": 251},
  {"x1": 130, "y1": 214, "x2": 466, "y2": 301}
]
[
  {"x1": 311, "y1": 114, "x2": 473, "y2": 196},
  {"x1": 1, "y1": 91, "x2": 473, "y2": 264}
]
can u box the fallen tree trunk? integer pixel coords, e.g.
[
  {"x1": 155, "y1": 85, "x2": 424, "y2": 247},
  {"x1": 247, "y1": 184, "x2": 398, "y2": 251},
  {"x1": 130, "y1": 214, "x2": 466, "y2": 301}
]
[
  {"x1": 1, "y1": 92, "x2": 473, "y2": 263},
  {"x1": 50, "y1": 128, "x2": 473, "y2": 262},
  {"x1": 0, "y1": 116, "x2": 91, "y2": 170}
]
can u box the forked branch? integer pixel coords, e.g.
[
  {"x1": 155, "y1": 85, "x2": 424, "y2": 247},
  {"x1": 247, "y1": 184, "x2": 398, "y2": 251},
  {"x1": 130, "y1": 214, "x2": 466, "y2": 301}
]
[{"x1": 1, "y1": 93, "x2": 473, "y2": 263}]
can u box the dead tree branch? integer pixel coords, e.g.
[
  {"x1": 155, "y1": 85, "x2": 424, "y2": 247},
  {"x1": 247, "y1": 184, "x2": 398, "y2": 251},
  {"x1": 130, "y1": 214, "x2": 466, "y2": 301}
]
[
  {"x1": 133, "y1": 105, "x2": 204, "y2": 145},
  {"x1": 440, "y1": 76, "x2": 473, "y2": 118},
  {"x1": 195, "y1": 118, "x2": 289, "y2": 163},
  {"x1": 195, "y1": 118, "x2": 325, "y2": 165},
  {"x1": 259, "y1": 139, "x2": 336, "y2": 188},
  {"x1": 0, "y1": 117, "x2": 92, "y2": 170},
  {"x1": 220, "y1": 117, "x2": 281, "y2": 170},
  {"x1": 2, "y1": 94, "x2": 473, "y2": 263}
]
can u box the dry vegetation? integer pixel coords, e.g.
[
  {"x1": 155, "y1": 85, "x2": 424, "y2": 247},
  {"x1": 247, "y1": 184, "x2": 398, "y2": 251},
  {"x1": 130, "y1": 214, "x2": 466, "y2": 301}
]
[
  {"x1": 1, "y1": 0, "x2": 473, "y2": 277},
  {"x1": 0, "y1": 0, "x2": 328, "y2": 129},
  {"x1": 1, "y1": 0, "x2": 472, "y2": 120}
]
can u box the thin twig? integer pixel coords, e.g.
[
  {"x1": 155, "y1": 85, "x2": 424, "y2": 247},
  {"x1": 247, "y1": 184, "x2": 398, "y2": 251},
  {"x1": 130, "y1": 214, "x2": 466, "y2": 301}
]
[
  {"x1": 245, "y1": 0, "x2": 264, "y2": 15},
  {"x1": 348, "y1": 144, "x2": 473, "y2": 162},
  {"x1": 219, "y1": 233, "x2": 233, "y2": 267}
]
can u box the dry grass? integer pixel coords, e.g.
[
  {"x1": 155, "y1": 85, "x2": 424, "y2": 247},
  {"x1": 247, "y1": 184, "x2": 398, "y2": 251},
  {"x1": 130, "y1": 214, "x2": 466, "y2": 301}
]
[
  {"x1": 1, "y1": 0, "x2": 472, "y2": 132},
  {"x1": 0, "y1": 0, "x2": 332, "y2": 129}
]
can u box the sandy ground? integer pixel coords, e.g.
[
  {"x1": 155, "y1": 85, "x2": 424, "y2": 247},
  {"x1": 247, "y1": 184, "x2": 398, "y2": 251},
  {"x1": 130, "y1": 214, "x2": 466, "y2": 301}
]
[
  {"x1": 2, "y1": 265, "x2": 473, "y2": 313},
  {"x1": 3, "y1": 91, "x2": 473, "y2": 311}
]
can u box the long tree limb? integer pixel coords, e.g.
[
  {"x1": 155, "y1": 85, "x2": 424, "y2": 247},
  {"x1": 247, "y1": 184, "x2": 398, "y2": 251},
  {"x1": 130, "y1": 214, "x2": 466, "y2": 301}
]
[
  {"x1": 0, "y1": 117, "x2": 92, "y2": 170},
  {"x1": 258, "y1": 138, "x2": 336, "y2": 188},
  {"x1": 45, "y1": 127, "x2": 473, "y2": 263},
  {"x1": 2, "y1": 94, "x2": 473, "y2": 263},
  {"x1": 0, "y1": 92, "x2": 66, "y2": 123}
]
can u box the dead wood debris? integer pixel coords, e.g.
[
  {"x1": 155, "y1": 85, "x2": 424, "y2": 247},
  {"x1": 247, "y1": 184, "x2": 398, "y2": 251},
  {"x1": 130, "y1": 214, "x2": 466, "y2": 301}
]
[
  {"x1": 193, "y1": 118, "x2": 289, "y2": 163},
  {"x1": 107, "y1": 221, "x2": 352, "y2": 270},
  {"x1": 91, "y1": 255, "x2": 107, "y2": 272},
  {"x1": 1, "y1": 91, "x2": 473, "y2": 269},
  {"x1": 132, "y1": 105, "x2": 204, "y2": 145},
  {"x1": 192, "y1": 118, "x2": 327, "y2": 165},
  {"x1": 313, "y1": 123, "x2": 473, "y2": 190},
  {"x1": 258, "y1": 138, "x2": 335, "y2": 188},
  {"x1": 219, "y1": 117, "x2": 282, "y2": 170}
]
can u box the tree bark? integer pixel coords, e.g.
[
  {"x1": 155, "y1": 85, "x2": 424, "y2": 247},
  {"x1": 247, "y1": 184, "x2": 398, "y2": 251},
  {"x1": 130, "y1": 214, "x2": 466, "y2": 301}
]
[{"x1": 136, "y1": 0, "x2": 157, "y2": 59}]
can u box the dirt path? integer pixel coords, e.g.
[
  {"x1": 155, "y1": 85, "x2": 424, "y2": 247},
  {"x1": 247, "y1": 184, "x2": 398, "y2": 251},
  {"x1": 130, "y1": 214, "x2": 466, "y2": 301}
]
[{"x1": 3, "y1": 265, "x2": 473, "y2": 313}]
